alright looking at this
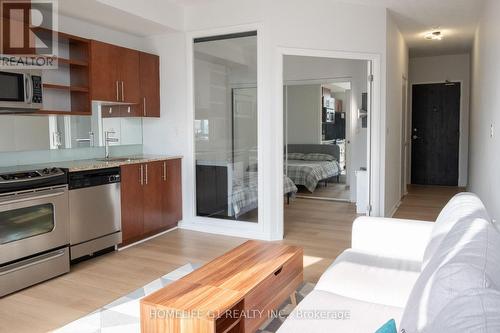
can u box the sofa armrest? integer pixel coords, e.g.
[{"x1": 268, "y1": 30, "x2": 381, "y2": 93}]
[{"x1": 351, "y1": 216, "x2": 434, "y2": 261}]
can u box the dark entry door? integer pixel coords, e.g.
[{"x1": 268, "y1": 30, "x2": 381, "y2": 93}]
[{"x1": 411, "y1": 83, "x2": 460, "y2": 186}]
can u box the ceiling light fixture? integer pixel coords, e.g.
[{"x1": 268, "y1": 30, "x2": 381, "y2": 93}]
[{"x1": 425, "y1": 30, "x2": 443, "y2": 41}]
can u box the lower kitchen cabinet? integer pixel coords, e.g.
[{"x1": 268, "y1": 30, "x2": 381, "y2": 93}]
[{"x1": 120, "y1": 158, "x2": 182, "y2": 245}]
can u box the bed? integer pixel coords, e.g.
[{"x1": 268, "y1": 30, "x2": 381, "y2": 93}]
[
  {"x1": 230, "y1": 171, "x2": 298, "y2": 218},
  {"x1": 286, "y1": 144, "x2": 341, "y2": 192}
]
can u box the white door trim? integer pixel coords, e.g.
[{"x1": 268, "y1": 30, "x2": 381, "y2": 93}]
[
  {"x1": 180, "y1": 22, "x2": 270, "y2": 240},
  {"x1": 273, "y1": 47, "x2": 383, "y2": 240}
]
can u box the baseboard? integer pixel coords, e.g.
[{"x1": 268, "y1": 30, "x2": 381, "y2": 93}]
[
  {"x1": 118, "y1": 227, "x2": 178, "y2": 251},
  {"x1": 388, "y1": 200, "x2": 402, "y2": 217},
  {"x1": 178, "y1": 220, "x2": 270, "y2": 240}
]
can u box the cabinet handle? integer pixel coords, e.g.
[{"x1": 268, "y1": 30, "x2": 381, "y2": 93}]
[
  {"x1": 140, "y1": 165, "x2": 144, "y2": 186},
  {"x1": 145, "y1": 164, "x2": 148, "y2": 185},
  {"x1": 116, "y1": 81, "x2": 119, "y2": 101},
  {"x1": 121, "y1": 81, "x2": 125, "y2": 102},
  {"x1": 163, "y1": 161, "x2": 167, "y2": 181},
  {"x1": 143, "y1": 97, "x2": 147, "y2": 116}
]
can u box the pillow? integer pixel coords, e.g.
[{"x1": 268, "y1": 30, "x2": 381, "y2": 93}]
[
  {"x1": 286, "y1": 153, "x2": 305, "y2": 160},
  {"x1": 399, "y1": 218, "x2": 500, "y2": 332},
  {"x1": 303, "y1": 153, "x2": 335, "y2": 161},
  {"x1": 422, "y1": 289, "x2": 500, "y2": 333},
  {"x1": 375, "y1": 319, "x2": 397, "y2": 333}
]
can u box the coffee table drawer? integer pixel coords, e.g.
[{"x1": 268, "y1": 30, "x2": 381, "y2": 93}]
[{"x1": 244, "y1": 251, "x2": 303, "y2": 332}]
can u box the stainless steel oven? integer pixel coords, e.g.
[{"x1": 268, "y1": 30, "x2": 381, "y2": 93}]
[
  {"x1": 0, "y1": 69, "x2": 43, "y2": 112},
  {"x1": 0, "y1": 168, "x2": 69, "y2": 296}
]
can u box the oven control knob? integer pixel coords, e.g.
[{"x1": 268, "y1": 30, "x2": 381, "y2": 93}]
[
  {"x1": 42, "y1": 168, "x2": 50, "y2": 174},
  {"x1": 51, "y1": 167, "x2": 59, "y2": 173}
]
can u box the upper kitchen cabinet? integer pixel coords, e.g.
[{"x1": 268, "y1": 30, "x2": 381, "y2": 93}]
[
  {"x1": 89, "y1": 41, "x2": 140, "y2": 104},
  {"x1": 139, "y1": 52, "x2": 161, "y2": 117}
]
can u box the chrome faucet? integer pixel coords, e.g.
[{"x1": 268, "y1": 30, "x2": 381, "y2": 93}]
[{"x1": 104, "y1": 130, "x2": 119, "y2": 159}]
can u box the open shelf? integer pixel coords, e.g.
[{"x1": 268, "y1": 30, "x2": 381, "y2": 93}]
[
  {"x1": 43, "y1": 83, "x2": 89, "y2": 92},
  {"x1": 37, "y1": 109, "x2": 90, "y2": 116},
  {"x1": 36, "y1": 28, "x2": 91, "y2": 116}
]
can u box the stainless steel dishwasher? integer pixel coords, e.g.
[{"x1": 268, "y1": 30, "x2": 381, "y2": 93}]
[{"x1": 68, "y1": 167, "x2": 121, "y2": 260}]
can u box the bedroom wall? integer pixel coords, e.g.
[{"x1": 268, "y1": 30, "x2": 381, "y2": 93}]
[
  {"x1": 409, "y1": 54, "x2": 471, "y2": 187},
  {"x1": 385, "y1": 12, "x2": 409, "y2": 216},
  {"x1": 469, "y1": 0, "x2": 500, "y2": 223},
  {"x1": 285, "y1": 85, "x2": 322, "y2": 144}
]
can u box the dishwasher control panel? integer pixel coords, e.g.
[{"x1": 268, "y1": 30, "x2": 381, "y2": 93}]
[{"x1": 69, "y1": 167, "x2": 121, "y2": 190}]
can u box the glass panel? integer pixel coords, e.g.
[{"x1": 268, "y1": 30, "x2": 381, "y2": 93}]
[
  {"x1": 0, "y1": 203, "x2": 54, "y2": 244},
  {"x1": 194, "y1": 32, "x2": 258, "y2": 223}
]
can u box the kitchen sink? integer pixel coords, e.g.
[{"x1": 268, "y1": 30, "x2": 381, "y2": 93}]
[{"x1": 96, "y1": 157, "x2": 143, "y2": 162}]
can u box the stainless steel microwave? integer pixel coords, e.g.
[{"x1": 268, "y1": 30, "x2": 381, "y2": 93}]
[{"x1": 0, "y1": 69, "x2": 43, "y2": 113}]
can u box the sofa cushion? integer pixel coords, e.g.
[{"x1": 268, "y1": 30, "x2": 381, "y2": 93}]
[
  {"x1": 423, "y1": 192, "x2": 490, "y2": 267},
  {"x1": 315, "y1": 249, "x2": 421, "y2": 308},
  {"x1": 422, "y1": 289, "x2": 500, "y2": 333},
  {"x1": 276, "y1": 290, "x2": 403, "y2": 333},
  {"x1": 400, "y1": 218, "x2": 500, "y2": 332}
]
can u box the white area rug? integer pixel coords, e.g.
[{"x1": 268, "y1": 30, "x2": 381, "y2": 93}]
[
  {"x1": 54, "y1": 263, "x2": 201, "y2": 333},
  {"x1": 54, "y1": 262, "x2": 314, "y2": 333}
]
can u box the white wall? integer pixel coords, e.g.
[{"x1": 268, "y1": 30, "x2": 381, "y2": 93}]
[
  {"x1": 142, "y1": 0, "x2": 390, "y2": 239},
  {"x1": 385, "y1": 13, "x2": 409, "y2": 216},
  {"x1": 469, "y1": 0, "x2": 500, "y2": 222},
  {"x1": 409, "y1": 54, "x2": 471, "y2": 187},
  {"x1": 286, "y1": 85, "x2": 322, "y2": 144}
]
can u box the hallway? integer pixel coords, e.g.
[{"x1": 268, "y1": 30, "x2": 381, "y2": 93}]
[{"x1": 393, "y1": 185, "x2": 465, "y2": 221}]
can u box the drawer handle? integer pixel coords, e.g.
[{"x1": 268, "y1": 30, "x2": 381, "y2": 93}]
[{"x1": 274, "y1": 266, "x2": 283, "y2": 276}]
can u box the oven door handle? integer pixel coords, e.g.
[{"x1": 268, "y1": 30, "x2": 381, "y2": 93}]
[
  {"x1": 0, "y1": 189, "x2": 66, "y2": 206},
  {"x1": 0, "y1": 249, "x2": 66, "y2": 276}
]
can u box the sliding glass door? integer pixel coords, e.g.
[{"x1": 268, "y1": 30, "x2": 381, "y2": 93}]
[{"x1": 193, "y1": 32, "x2": 258, "y2": 223}]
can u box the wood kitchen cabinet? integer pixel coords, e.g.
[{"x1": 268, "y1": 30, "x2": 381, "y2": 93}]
[
  {"x1": 120, "y1": 163, "x2": 144, "y2": 242},
  {"x1": 120, "y1": 159, "x2": 182, "y2": 245},
  {"x1": 90, "y1": 40, "x2": 140, "y2": 104},
  {"x1": 139, "y1": 52, "x2": 161, "y2": 117}
]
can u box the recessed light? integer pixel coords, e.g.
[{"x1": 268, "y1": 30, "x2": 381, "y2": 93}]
[{"x1": 425, "y1": 30, "x2": 443, "y2": 40}]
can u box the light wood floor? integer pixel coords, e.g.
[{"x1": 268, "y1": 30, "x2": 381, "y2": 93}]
[
  {"x1": 296, "y1": 182, "x2": 351, "y2": 201},
  {"x1": 393, "y1": 184, "x2": 465, "y2": 221},
  {"x1": 0, "y1": 185, "x2": 463, "y2": 332}
]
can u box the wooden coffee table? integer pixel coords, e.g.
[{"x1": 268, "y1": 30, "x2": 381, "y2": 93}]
[{"x1": 140, "y1": 240, "x2": 303, "y2": 333}]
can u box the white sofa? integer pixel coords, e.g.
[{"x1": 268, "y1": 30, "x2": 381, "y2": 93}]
[{"x1": 277, "y1": 193, "x2": 500, "y2": 332}]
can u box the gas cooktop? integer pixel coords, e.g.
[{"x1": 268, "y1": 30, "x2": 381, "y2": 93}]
[{"x1": 0, "y1": 167, "x2": 68, "y2": 194}]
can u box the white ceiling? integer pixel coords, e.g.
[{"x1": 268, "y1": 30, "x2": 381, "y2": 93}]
[
  {"x1": 59, "y1": 0, "x2": 485, "y2": 57},
  {"x1": 58, "y1": 0, "x2": 175, "y2": 36},
  {"x1": 334, "y1": 0, "x2": 485, "y2": 57}
]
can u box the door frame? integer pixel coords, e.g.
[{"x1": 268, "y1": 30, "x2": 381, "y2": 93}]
[
  {"x1": 181, "y1": 22, "x2": 270, "y2": 240},
  {"x1": 274, "y1": 48, "x2": 383, "y2": 240},
  {"x1": 409, "y1": 80, "x2": 464, "y2": 187},
  {"x1": 401, "y1": 75, "x2": 408, "y2": 198}
]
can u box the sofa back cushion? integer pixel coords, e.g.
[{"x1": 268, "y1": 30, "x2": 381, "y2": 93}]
[
  {"x1": 423, "y1": 192, "x2": 490, "y2": 267},
  {"x1": 421, "y1": 289, "x2": 500, "y2": 333},
  {"x1": 399, "y1": 217, "x2": 500, "y2": 332}
]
